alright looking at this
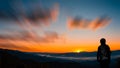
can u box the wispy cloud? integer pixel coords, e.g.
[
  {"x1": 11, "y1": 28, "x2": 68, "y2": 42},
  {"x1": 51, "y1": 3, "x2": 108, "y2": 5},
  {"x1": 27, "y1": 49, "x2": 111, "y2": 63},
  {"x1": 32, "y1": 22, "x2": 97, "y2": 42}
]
[
  {"x1": 44, "y1": 31, "x2": 59, "y2": 42},
  {"x1": 0, "y1": 0, "x2": 59, "y2": 26},
  {"x1": 67, "y1": 16, "x2": 111, "y2": 31},
  {"x1": 0, "y1": 30, "x2": 65, "y2": 51},
  {"x1": 0, "y1": 0, "x2": 61, "y2": 51},
  {"x1": 0, "y1": 43, "x2": 31, "y2": 51},
  {"x1": 0, "y1": 30, "x2": 61, "y2": 43}
]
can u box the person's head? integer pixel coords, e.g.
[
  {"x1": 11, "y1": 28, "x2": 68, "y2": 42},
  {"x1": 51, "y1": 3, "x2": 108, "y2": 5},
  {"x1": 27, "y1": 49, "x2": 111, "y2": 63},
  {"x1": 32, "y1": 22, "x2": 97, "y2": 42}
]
[{"x1": 100, "y1": 38, "x2": 106, "y2": 45}]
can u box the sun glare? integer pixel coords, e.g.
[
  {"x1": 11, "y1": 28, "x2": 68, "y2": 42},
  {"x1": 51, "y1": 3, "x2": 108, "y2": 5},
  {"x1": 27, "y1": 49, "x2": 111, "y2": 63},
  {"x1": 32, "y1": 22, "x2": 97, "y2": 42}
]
[{"x1": 74, "y1": 49, "x2": 84, "y2": 53}]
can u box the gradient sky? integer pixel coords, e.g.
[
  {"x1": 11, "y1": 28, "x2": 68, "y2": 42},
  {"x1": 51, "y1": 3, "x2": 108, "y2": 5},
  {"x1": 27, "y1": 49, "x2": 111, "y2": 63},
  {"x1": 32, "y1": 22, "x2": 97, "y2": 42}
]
[{"x1": 0, "y1": 0, "x2": 120, "y2": 53}]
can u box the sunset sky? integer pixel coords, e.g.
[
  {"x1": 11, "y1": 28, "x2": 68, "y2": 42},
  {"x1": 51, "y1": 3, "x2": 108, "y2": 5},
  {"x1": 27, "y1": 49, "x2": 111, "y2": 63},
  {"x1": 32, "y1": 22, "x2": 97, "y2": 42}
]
[{"x1": 0, "y1": 0, "x2": 120, "y2": 53}]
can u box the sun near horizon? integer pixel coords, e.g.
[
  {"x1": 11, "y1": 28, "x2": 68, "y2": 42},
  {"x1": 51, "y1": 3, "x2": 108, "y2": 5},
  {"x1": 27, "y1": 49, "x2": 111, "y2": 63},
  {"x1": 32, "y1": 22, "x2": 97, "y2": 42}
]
[{"x1": 73, "y1": 49, "x2": 85, "y2": 53}]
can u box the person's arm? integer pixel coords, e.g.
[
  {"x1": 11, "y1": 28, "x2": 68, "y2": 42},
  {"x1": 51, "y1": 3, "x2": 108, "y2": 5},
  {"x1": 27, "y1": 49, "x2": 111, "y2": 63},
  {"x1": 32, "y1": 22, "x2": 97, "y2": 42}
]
[
  {"x1": 97, "y1": 46, "x2": 100, "y2": 62},
  {"x1": 107, "y1": 45, "x2": 111, "y2": 62}
]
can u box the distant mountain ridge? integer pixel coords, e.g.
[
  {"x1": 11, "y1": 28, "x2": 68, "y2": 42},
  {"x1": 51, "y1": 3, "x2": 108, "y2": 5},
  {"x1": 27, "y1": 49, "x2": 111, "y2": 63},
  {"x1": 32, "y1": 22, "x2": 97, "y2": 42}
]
[
  {"x1": 1, "y1": 48, "x2": 120, "y2": 57},
  {"x1": 35, "y1": 50, "x2": 120, "y2": 57}
]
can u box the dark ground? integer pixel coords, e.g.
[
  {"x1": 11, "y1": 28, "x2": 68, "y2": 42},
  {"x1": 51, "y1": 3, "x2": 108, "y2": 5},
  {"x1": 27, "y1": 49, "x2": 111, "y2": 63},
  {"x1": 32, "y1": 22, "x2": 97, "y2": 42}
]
[{"x1": 0, "y1": 49, "x2": 120, "y2": 68}]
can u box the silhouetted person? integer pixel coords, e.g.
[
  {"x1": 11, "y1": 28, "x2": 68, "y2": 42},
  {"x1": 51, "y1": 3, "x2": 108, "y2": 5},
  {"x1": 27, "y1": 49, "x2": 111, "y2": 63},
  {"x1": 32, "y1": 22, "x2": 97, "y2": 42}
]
[{"x1": 97, "y1": 38, "x2": 111, "y2": 68}]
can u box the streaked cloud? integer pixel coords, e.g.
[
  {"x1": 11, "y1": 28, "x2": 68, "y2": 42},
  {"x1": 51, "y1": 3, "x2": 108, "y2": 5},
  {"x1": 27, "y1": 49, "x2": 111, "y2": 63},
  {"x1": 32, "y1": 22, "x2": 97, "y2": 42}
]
[
  {"x1": 67, "y1": 16, "x2": 111, "y2": 31},
  {"x1": 44, "y1": 31, "x2": 59, "y2": 42},
  {"x1": 0, "y1": 30, "x2": 62, "y2": 43},
  {"x1": 0, "y1": 43, "x2": 31, "y2": 51},
  {"x1": 0, "y1": 0, "x2": 59, "y2": 26},
  {"x1": 0, "y1": 0, "x2": 61, "y2": 51},
  {"x1": 0, "y1": 29, "x2": 66, "y2": 51}
]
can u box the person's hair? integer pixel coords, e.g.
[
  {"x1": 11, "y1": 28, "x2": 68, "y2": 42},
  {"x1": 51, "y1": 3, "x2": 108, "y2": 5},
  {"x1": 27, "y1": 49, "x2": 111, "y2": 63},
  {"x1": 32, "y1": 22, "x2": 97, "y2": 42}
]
[{"x1": 100, "y1": 38, "x2": 106, "y2": 44}]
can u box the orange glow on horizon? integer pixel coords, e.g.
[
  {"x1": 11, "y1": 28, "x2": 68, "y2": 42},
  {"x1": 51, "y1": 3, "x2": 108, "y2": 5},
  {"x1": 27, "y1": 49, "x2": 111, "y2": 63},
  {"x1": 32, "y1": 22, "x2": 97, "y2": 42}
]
[
  {"x1": 0, "y1": 38, "x2": 120, "y2": 53},
  {"x1": 0, "y1": 41, "x2": 120, "y2": 53}
]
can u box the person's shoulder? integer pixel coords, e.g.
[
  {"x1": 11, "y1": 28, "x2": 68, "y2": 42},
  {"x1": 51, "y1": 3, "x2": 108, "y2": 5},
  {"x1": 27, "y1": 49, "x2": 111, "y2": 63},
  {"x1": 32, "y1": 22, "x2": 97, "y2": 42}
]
[
  {"x1": 106, "y1": 44, "x2": 109, "y2": 47},
  {"x1": 98, "y1": 45, "x2": 101, "y2": 49},
  {"x1": 105, "y1": 44, "x2": 110, "y2": 48}
]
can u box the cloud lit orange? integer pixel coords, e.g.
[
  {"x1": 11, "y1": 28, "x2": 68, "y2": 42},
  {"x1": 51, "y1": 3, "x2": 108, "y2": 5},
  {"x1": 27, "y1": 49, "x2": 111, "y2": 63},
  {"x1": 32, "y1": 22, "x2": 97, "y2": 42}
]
[{"x1": 67, "y1": 16, "x2": 111, "y2": 30}]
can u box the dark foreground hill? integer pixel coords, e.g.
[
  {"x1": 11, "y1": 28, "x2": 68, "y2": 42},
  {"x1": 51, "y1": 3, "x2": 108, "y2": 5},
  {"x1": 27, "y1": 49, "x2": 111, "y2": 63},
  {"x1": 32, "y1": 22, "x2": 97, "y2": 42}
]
[
  {"x1": 0, "y1": 48, "x2": 120, "y2": 68},
  {"x1": 0, "y1": 48, "x2": 83, "y2": 68}
]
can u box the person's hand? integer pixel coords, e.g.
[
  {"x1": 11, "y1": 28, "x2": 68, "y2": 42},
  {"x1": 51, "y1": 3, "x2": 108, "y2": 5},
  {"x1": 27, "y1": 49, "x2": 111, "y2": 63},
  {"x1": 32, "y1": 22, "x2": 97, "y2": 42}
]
[{"x1": 97, "y1": 58, "x2": 100, "y2": 62}]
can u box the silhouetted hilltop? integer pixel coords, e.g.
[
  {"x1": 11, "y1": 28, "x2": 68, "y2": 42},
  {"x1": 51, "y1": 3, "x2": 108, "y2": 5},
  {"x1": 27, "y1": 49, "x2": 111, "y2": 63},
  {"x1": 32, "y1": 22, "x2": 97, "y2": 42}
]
[
  {"x1": 0, "y1": 48, "x2": 83, "y2": 68},
  {"x1": 0, "y1": 48, "x2": 120, "y2": 68}
]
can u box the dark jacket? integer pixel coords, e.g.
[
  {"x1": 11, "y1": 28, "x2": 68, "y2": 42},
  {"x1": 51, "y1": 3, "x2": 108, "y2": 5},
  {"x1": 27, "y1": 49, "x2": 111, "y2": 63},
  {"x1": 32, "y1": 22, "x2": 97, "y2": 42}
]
[{"x1": 97, "y1": 44, "x2": 111, "y2": 62}]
